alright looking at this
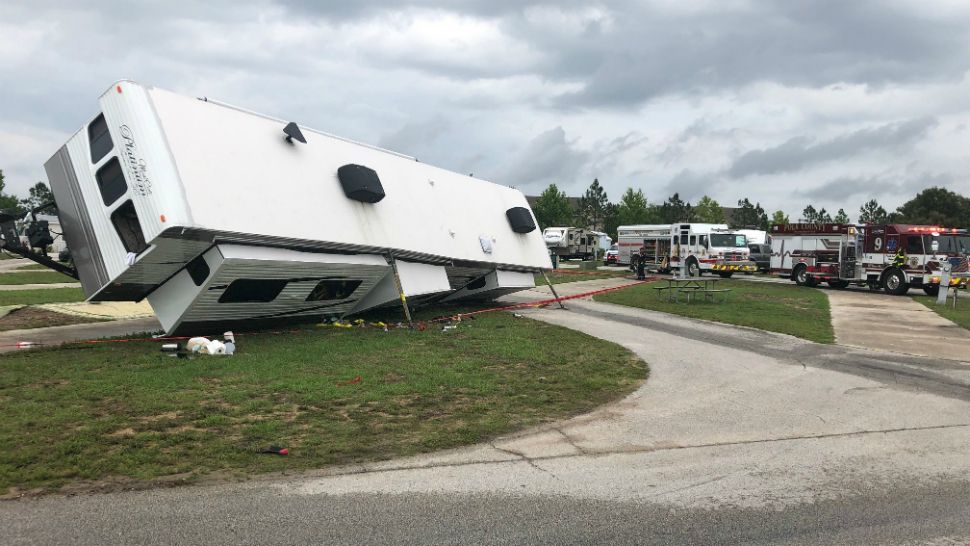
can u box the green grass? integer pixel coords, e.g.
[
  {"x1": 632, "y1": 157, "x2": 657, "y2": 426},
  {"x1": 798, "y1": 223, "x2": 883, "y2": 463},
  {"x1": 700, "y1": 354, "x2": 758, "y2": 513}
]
[
  {"x1": 595, "y1": 278, "x2": 834, "y2": 343},
  {"x1": 0, "y1": 309, "x2": 646, "y2": 495},
  {"x1": 538, "y1": 268, "x2": 629, "y2": 285},
  {"x1": 0, "y1": 288, "x2": 86, "y2": 307},
  {"x1": 912, "y1": 292, "x2": 970, "y2": 330},
  {"x1": 0, "y1": 271, "x2": 77, "y2": 285}
]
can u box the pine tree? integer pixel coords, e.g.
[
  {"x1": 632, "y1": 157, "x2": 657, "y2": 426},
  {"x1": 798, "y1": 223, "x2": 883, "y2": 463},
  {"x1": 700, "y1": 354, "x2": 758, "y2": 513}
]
[{"x1": 858, "y1": 199, "x2": 888, "y2": 224}]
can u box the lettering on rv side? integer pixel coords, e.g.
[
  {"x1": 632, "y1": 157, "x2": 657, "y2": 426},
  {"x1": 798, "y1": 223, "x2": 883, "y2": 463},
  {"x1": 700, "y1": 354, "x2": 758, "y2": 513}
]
[{"x1": 118, "y1": 125, "x2": 153, "y2": 197}]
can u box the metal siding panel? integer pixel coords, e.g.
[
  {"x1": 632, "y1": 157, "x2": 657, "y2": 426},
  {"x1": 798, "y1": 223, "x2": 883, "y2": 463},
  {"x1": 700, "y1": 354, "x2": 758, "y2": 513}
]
[{"x1": 44, "y1": 146, "x2": 109, "y2": 297}]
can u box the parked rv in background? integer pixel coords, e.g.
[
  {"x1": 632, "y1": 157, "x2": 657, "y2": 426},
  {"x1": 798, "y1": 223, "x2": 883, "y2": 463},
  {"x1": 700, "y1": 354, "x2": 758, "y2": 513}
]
[
  {"x1": 769, "y1": 223, "x2": 970, "y2": 295},
  {"x1": 617, "y1": 223, "x2": 756, "y2": 277},
  {"x1": 589, "y1": 231, "x2": 613, "y2": 253},
  {"x1": 543, "y1": 227, "x2": 598, "y2": 260}
]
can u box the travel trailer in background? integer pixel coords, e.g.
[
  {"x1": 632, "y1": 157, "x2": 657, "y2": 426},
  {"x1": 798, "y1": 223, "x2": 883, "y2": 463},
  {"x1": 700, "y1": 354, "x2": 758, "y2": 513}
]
[
  {"x1": 543, "y1": 227, "x2": 598, "y2": 260},
  {"x1": 770, "y1": 223, "x2": 970, "y2": 295},
  {"x1": 589, "y1": 231, "x2": 613, "y2": 253},
  {"x1": 2, "y1": 80, "x2": 551, "y2": 334},
  {"x1": 617, "y1": 223, "x2": 756, "y2": 277}
]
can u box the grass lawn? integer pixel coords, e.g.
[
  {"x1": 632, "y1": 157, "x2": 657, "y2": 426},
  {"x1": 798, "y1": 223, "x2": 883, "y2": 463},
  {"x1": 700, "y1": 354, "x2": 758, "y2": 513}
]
[
  {"x1": 0, "y1": 288, "x2": 86, "y2": 307},
  {"x1": 0, "y1": 309, "x2": 646, "y2": 496},
  {"x1": 538, "y1": 268, "x2": 629, "y2": 285},
  {"x1": 595, "y1": 278, "x2": 834, "y2": 343},
  {"x1": 912, "y1": 292, "x2": 970, "y2": 330},
  {"x1": 0, "y1": 271, "x2": 77, "y2": 285}
]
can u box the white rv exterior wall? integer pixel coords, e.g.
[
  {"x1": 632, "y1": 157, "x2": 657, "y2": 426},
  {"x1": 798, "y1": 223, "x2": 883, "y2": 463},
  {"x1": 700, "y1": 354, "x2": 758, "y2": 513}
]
[{"x1": 145, "y1": 85, "x2": 549, "y2": 270}]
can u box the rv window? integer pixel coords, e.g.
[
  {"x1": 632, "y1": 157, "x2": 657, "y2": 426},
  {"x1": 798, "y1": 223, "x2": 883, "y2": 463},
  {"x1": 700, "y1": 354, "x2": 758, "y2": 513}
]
[
  {"x1": 96, "y1": 157, "x2": 128, "y2": 206},
  {"x1": 689, "y1": 235, "x2": 696, "y2": 246},
  {"x1": 186, "y1": 255, "x2": 210, "y2": 286},
  {"x1": 110, "y1": 200, "x2": 148, "y2": 254},
  {"x1": 219, "y1": 279, "x2": 288, "y2": 303},
  {"x1": 680, "y1": 234, "x2": 688, "y2": 244},
  {"x1": 305, "y1": 279, "x2": 363, "y2": 301},
  {"x1": 906, "y1": 236, "x2": 923, "y2": 254},
  {"x1": 699, "y1": 235, "x2": 708, "y2": 248},
  {"x1": 88, "y1": 113, "x2": 113, "y2": 163}
]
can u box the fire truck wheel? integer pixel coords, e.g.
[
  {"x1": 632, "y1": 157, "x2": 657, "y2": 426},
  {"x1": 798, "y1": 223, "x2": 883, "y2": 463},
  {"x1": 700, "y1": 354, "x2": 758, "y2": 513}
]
[
  {"x1": 793, "y1": 264, "x2": 809, "y2": 286},
  {"x1": 922, "y1": 285, "x2": 940, "y2": 297},
  {"x1": 718, "y1": 271, "x2": 733, "y2": 278},
  {"x1": 883, "y1": 268, "x2": 910, "y2": 296},
  {"x1": 687, "y1": 259, "x2": 700, "y2": 277}
]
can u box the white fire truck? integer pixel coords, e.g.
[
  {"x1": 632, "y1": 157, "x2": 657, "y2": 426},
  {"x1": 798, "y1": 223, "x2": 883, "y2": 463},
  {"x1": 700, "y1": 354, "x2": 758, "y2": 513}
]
[
  {"x1": 617, "y1": 223, "x2": 757, "y2": 277},
  {"x1": 769, "y1": 223, "x2": 970, "y2": 295}
]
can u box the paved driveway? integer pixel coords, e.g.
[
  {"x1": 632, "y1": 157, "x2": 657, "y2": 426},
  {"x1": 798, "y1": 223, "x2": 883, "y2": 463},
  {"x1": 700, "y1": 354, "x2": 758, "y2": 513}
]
[{"x1": 4, "y1": 285, "x2": 970, "y2": 544}]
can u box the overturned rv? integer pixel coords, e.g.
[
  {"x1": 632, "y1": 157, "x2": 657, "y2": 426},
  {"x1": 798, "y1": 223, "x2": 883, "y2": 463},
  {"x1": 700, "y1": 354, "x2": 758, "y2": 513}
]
[{"x1": 33, "y1": 81, "x2": 550, "y2": 334}]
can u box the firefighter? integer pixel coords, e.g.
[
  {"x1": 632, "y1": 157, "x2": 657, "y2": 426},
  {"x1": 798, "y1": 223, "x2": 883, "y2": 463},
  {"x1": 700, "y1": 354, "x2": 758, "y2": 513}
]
[
  {"x1": 636, "y1": 244, "x2": 647, "y2": 280},
  {"x1": 893, "y1": 246, "x2": 906, "y2": 268}
]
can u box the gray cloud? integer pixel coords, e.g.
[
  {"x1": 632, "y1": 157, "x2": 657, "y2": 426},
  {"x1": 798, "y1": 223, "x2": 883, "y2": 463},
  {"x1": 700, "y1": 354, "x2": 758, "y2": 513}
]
[
  {"x1": 797, "y1": 170, "x2": 954, "y2": 202},
  {"x1": 0, "y1": 0, "x2": 968, "y2": 216},
  {"x1": 494, "y1": 127, "x2": 588, "y2": 191},
  {"x1": 663, "y1": 169, "x2": 715, "y2": 203},
  {"x1": 727, "y1": 117, "x2": 937, "y2": 178}
]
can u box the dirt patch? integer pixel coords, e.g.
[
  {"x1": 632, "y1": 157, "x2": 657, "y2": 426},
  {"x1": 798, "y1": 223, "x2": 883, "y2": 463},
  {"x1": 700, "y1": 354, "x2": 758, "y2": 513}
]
[{"x1": 0, "y1": 306, "x2": 104, "y2": 332}]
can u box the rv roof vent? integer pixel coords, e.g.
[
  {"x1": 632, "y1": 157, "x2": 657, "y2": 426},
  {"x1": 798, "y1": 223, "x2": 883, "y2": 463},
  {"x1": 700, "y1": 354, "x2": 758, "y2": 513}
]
[
  {"x1": 283, "y1": 122, "x2": 306, "y2": 144},
  {"x1": 505, "y1": 207, "x2": 536, "y2": 234},
  {"x1": 337, "y1": 164, "x2": 385, "y2": 204}
]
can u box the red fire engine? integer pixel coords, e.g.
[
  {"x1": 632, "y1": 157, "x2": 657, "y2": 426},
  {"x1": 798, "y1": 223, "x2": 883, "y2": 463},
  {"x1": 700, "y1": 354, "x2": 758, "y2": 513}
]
[{"x1": 769, "y1": 223, "x2": 970, "y2": 295}]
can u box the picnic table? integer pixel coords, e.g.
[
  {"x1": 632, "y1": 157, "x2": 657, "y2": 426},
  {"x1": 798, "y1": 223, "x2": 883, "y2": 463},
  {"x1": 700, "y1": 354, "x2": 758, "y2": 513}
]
[{"x1": 652, "y1": 277, "x2": 732, "y2": 303}]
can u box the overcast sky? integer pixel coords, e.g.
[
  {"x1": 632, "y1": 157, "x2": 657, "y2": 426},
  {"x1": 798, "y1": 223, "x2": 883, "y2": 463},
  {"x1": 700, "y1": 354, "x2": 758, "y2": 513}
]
[{"x1": 1, "y1": 0, "x2": 968, "y2": 219}]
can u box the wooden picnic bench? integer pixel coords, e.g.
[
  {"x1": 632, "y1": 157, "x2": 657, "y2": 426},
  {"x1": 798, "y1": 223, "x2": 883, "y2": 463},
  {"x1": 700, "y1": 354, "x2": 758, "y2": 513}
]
[{"x1": 651, "y1": 277, "x2": 732, "y2": 303}]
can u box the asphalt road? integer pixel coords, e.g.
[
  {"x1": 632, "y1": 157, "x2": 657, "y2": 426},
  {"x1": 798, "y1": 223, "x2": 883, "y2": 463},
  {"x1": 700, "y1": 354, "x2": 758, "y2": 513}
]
[{"x1": 3, "y1": 280, "x2": 970, "y2": 545}]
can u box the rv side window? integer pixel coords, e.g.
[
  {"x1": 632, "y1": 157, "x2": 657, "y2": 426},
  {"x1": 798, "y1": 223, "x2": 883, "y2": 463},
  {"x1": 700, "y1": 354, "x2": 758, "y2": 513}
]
[
  {"x1": 306, "y1": 279, "x2": 363, "y2": 301},
  {"x1": 680, "y1": 234, "x2": 688, "y2": 244},
  {"x1": 219, "y1": 279, "x2": 287, "y2": 303},
  {"x1": 110, "y1": 200, "x2": 148, "y2": 254},
  {"x1": 96, "y1": 157, "x2": 128, "y2": 206},
  {"x1": 699, "y1": 235, "x2": 708, "y2": 248},
  {"x1": 689, "y1": 235, "x2": 696, "y2": 246},
  {"x1": 88, "y1": 113, "x2": 113, "y2": 163}
]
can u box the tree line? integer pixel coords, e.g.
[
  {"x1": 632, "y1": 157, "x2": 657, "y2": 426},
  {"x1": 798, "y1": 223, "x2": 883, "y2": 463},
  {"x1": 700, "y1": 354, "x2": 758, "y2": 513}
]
[
  {"x1": 0, "y1": 170, "x2": 55, "y2": 214},
  {"x1": 532, "y1": 180, "x2": 970, "y2": 238}
]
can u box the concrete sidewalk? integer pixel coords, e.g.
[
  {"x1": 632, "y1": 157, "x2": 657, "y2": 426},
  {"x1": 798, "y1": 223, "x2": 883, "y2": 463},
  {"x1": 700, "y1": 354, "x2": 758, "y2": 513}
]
[
  {"x1": 0, "y1": 317, "x2": 161, "y2": 353},
  {"x1": 0, "y1": 258, "x2": 31, "y2": 273},
  {"x1": 827, "y1": 289, "x2": 970, "y2": 361},
  {"x1": 0, "y1": 282, "x2": 81, "y2": 290}
]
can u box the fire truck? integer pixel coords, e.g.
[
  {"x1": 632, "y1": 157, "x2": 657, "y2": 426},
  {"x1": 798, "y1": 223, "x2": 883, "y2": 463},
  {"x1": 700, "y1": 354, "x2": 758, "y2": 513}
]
[
  {"x1": 617, "y1": 223, "x2": 757, "y2": 277},
  {"x1": 769, "y1": 223, "x2": 970, "y2": 295}
]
